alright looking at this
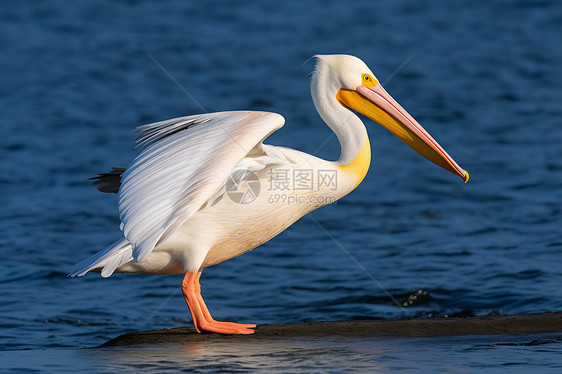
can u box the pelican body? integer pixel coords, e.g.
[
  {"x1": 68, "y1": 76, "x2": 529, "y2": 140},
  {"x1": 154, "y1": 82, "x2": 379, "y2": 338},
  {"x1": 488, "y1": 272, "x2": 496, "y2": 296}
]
[{"x1": 70, "y1": 55, "x2": 467, "y2": 334}]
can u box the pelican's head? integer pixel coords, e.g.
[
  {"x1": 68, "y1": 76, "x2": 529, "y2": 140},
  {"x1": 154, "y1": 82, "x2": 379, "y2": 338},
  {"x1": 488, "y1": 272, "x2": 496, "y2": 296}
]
[{"x1": 312, "y1": 54, "x2": 468, "y2": 183}]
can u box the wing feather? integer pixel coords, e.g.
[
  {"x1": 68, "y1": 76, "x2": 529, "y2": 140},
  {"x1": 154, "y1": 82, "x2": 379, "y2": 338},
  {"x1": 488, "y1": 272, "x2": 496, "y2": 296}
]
[
  {"x1": 118, "y1": 111, "x2": 284, "y2": 261},
  {"x1": 90, "y1": 167, "x2": 126, "y2": 194}
]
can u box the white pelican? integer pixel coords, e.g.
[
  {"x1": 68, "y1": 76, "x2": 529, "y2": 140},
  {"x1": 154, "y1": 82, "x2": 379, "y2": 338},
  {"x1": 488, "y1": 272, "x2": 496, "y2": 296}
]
[{"x1": 70, "y1": 55, "x2": 468, "y2": 334}]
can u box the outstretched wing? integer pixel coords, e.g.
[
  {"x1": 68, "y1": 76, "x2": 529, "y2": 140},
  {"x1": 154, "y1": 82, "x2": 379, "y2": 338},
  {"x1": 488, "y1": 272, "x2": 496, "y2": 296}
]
[{"x1": 118, "y1": 111, "x2": 285, "y2": 262}]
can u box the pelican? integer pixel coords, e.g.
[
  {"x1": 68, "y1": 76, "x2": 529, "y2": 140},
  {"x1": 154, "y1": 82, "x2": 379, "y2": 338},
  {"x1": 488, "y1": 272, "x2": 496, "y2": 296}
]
[{"x1": 70, "y1": 55, "x2": 468, "y2": 334}]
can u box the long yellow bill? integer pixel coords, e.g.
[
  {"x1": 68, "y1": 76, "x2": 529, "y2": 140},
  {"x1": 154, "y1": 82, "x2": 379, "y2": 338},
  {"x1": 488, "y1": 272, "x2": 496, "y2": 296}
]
[{"x1": 336, "y1": 84, "x2": 469, "y2": 182}]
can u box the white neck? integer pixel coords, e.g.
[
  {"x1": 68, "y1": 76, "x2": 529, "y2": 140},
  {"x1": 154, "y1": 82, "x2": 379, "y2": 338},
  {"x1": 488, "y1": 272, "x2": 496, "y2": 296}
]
[{"x1": 311, "y1": 75, "x2": 367, "y2": 166}]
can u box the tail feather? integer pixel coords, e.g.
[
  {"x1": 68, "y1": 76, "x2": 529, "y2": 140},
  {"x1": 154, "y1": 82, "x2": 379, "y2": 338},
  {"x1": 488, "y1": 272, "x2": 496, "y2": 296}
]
[
  {"x1": 100, "y1": 248, "x2": 134, "y2": 278},
  {"x1": 69, "y1": 238, "x2": 133, "y2": 277}
]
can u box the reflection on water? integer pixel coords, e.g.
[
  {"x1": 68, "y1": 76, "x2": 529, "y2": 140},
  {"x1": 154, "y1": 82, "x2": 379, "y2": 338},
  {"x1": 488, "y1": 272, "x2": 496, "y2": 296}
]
[{"x1": 90, "y1": 340, "x2": 389, "y2": 372}]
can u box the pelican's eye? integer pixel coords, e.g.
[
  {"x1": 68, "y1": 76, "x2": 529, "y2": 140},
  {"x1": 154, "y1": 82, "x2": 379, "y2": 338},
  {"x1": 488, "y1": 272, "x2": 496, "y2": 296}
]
[{"x1": 361, "y1": 73, "x2": 377, "y2": 87}]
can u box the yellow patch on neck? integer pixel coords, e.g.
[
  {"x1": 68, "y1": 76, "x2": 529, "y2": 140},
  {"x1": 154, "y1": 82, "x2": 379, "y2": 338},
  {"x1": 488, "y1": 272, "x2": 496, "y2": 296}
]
[{"x1": 337, "y1": 137, "x2": 371, "y2": 188}]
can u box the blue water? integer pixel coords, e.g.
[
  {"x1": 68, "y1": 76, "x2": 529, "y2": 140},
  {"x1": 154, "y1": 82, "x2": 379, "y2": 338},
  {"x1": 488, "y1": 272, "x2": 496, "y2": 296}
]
[
  {"x1": 2, "y1": 334, "x2": 562, "y2": 373},
  {"x1": 1, "y1": 0, "x2": 561, "y2": 371}
]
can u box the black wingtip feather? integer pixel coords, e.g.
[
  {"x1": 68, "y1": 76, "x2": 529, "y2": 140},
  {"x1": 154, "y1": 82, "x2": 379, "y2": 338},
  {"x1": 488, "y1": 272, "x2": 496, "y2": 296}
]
[{"x1": 90, "y1": 167, "x2": 126, "y2": 194}]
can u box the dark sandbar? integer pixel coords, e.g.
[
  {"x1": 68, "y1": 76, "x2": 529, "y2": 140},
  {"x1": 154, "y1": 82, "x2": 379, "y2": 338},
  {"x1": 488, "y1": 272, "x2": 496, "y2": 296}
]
[{"x1": 101, "y1": 311, "x2": 562, "y2": 347}]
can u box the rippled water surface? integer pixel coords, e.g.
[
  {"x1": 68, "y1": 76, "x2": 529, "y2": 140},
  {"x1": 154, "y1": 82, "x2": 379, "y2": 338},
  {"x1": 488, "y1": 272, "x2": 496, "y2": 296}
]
[
  {"x1": 1, "y1": 0, "x2": 561, "y2": 371},
  {"x1": 3, "y1": 334, "x2": 562, "y2": 373}
]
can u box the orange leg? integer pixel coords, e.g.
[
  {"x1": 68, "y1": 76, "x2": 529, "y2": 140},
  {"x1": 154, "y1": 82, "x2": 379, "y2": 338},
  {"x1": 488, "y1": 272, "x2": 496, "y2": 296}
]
[{"x1": 181, "y1": 272, "x2": 256, "y2": 334}]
